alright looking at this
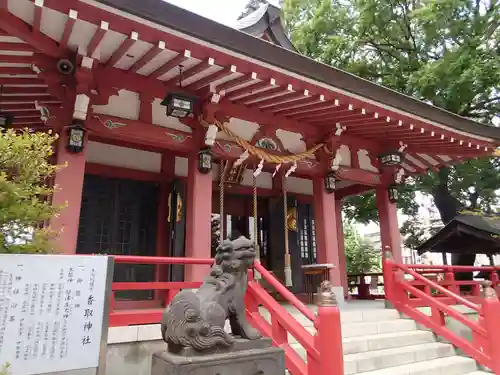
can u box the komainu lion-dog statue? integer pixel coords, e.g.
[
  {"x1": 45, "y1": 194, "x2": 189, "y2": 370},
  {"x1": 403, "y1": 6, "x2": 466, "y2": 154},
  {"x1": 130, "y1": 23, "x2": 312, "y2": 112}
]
[{"x1": 161, "y1": 235, "x2": 261, "y2": 353}]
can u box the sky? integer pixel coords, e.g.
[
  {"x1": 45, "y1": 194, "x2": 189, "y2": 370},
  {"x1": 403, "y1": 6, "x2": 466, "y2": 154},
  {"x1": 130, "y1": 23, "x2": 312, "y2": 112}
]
[{"x1": 165, "y1": 0, "x2": 252, "y2": 26}]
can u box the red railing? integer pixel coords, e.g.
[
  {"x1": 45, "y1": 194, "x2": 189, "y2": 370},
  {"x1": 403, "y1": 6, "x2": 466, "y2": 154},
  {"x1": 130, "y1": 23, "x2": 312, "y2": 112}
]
[
  {"x1": 109, "y1": 255, "x2": 212, "y2": 326},
  {"x1": 108, "y1": 256, "x2": 344, "y2": 375},
  {"x1": 246, "y1": 262, "x2": 343, "y2": 375},
  {"x1": 385, "y1": 258, "x2": 500, "y2": 373}
]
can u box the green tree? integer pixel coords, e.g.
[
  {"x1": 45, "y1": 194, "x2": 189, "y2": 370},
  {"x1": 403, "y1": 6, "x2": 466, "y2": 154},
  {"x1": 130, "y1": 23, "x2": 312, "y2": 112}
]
[
  {"x1": 283, "y1": 0, "x2": 500, "y2": 230},
  {"x1": 0, "y1": 129, "x2": 63, "y2": 253},
  {"x1": 344, "y1": 222, "x2": 381, "y2": 273}
]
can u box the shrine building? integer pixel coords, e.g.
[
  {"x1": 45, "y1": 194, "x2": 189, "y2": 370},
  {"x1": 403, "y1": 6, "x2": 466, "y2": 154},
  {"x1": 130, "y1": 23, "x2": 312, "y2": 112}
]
[{"x1": 1, "y1": 0, "x2": 499, "y2": 304}]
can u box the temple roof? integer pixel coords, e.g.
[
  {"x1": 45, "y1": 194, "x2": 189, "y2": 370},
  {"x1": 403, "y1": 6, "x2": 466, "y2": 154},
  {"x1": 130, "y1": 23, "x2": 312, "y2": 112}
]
[
  {"x1": 234, "y1": 1, "x2": 297, "y2": 51},
  {"x1": 417, "y1": 214, "x2": 500, "y2": 255},
  {"x1": 94, "y1": 0, "x2": 499, "y2": 144}
]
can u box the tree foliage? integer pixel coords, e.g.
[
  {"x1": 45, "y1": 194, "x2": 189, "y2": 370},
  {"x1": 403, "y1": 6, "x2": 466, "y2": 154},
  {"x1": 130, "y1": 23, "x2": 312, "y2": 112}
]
[
  {"x1": 283, "y1": 0, "x2": 500, "y2": 229},
  {"x1": 0, "y1": 129, "x2": 63, "y2": 253},
  {"x1": 344, "y1": 222, "x2": 381, "y2": 273}
]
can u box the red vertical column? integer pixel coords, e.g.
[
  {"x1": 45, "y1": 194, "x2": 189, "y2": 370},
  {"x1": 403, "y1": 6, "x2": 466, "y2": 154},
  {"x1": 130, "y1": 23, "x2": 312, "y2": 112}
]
[
  {"x1": 184, "y1": 151, "x2": 213, "y2": 281},
  {"x1": 312, "y1": 178, "x2": 343, "y2": 298},
  {"x1": 335, "y1": 198, "x2": 349, "y2": 299},
  {"x1": 376, "y1": 187, "x2": 402, "y2": 263},
  {"x1": 50, "y1": 129, "x2": 88, "y2": 254}
]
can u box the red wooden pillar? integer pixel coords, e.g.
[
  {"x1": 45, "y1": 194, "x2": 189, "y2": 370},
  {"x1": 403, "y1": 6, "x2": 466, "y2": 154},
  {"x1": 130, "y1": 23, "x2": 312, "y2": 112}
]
[
  {"x1": 376, "y1": 187, "x2": 402, "y2": 263},
  {"x1": 184, "y1": 150, "x2": 213, "y2": 282},
  {"x1": 50, "y1": 129, "x2": 88, "y2": 254},
  {"x1": 335, "y1": 198, "x2": 349, "y2": 299},
  {"x1": 156, "y1": 154, "x2": 174, "y2": 288},
  {"x1": 312, "y1": 177, "x2": 343, "y2": 301}
]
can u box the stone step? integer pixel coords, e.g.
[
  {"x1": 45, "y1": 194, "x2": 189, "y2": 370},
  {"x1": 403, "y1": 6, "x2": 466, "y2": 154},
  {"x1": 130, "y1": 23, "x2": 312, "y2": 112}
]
[
  {"x1": 343, "y1": 342, "x2": 455, "y2": 374},
  {"x1": 342, "y1": 318, "x2": 417, "y2": 338},
  {"x1": 346, "y1": 356, "x2": 479, "y2": 375},
  {"x1": 342, "y1": 330, "x2": 436, "y2": 355}
]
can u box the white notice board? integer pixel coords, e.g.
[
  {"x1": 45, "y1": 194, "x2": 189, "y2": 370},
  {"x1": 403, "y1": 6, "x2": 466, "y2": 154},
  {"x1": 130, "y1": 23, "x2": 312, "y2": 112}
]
[{"x1": 0, "y1": 255, "x2": 113, "y2": 375}]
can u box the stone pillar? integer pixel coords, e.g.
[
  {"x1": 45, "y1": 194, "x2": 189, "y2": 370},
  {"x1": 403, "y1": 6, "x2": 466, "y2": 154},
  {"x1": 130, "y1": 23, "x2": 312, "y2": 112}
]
[
  {"x1": 376, "y1": 187, "x2": 402, "y2": 263},
  {"x1": 312, "y1": 177, "x2": 344, "y2": 303},
  {"x1": 335, "y1": 198, "x2": 349, "y2": 299},
  {"x1": 184, "y1": 150, "x2": 213, "y2": 281},
  {"x1": 50, "y1": 129, "x2": 88, "y2": 254}
]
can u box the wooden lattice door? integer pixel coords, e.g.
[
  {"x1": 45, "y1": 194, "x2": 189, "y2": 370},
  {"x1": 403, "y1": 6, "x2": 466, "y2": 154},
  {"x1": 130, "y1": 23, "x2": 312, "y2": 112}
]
[{"x1": 77, "y1": 174, "x2": 159, "y2": 300}]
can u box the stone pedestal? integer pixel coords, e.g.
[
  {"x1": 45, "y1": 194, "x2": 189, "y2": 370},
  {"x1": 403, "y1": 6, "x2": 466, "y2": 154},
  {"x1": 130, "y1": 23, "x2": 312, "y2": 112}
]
[{"x1": 151, "y1": 338, "x2": 285, "y2": 375}]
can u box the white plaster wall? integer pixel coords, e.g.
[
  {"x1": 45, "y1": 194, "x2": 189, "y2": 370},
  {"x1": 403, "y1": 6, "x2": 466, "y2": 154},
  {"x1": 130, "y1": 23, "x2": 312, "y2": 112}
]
[
  {"x1": 93, "y1": 90, "x2": 140, "y2": 120},
  {"x1": 86, "y1": 141, "x2": 162, "y2": 172},
  {"x1": 174, "y1": 156, "x2": 189, "y2": 177},
  {"x1": 241, "y1": 170, "x2": 273, "y2": 189},
  {"x1": 286, "y1": 176, "x2": 313, "y2": 195}
]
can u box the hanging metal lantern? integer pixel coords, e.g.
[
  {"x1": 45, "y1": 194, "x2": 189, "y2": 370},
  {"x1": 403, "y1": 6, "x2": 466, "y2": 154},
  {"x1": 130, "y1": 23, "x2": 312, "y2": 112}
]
[
  {"x1": 161, "y1": 93, "x2": 195, "y2": 119},
  {"x1": 324, "y1": 172, "x2": 336, "y2": 193},
  {"x1": 66, "y1": 123, "x2": 86, "y2": 153},
  {"x1": 388, "y1": 185, "x2": 399, "y2": 203},
  {"x1": 198, "y1": 148, "x2": 213, "y2": 174},
  {"x1": 379, "y1": 151, "x2": 403, "y2": 167}
]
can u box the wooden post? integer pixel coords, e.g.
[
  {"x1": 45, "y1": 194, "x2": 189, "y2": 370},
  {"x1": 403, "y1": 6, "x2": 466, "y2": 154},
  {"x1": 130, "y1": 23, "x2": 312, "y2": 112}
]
[
  {"x1": 50, "y1": 127, "x2": 88, "y2": 254},
  {"x1": 376, "y1": 187, "x2": 402, "y2": 263},
  {"x1": 316, "y1": 281, "x2": 344, "y2": 375},
  {"x1": 481, "y1": 281, "x2": 500, "y2": 374},
  {"x1": 184, "y1": 149, "x2": 213, "y2": 281},
  {"x1": 312, "y1": 177, "x2": 342, "y2": 296}
]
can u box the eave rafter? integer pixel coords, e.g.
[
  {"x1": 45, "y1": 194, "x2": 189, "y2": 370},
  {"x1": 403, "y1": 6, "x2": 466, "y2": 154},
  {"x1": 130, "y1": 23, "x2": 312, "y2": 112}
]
[{"x1": 0, "y1": 0, "x2": 495, "y2": 161}]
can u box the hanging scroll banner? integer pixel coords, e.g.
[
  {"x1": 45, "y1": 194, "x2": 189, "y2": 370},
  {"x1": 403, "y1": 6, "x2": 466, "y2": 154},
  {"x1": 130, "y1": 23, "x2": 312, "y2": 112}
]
[{"x1": 0, "y1": 254, "x2": 114, "y2": 375}]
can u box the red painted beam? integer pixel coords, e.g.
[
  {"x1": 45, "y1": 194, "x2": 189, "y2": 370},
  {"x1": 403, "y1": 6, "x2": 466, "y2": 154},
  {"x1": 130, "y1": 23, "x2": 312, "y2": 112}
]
[
  {"x1": 250, "y1": 90, "x2": 309, "y2": 109},
  {"x1": 292, "y1": 107, "x2": 357, "y2": 121},
  {"x1": 225, "y1": 79, "x2": 273, "y2": 101},
  {"x1": 0, "y1": 42, "x2": 33, "y2": 52},
  {"x1": 0, "y1": 95, "x2": 58, "y2": 103},
  {"x1": 266, "y1": 95, "x2": 322, "y2": 113},
  {"x1": 0, "y1": 103, "x2": 38, "y2": 111},
  {"x1": 0, "y1": 10, "x2": 62, "y2": 57},
  {"x1": 336, "y1": 184, "x2": 373, "y2": 199},
  {"x1": 0, "y1": 67, "x2": 36, "y2": 75},
  {"x1": 274, "y1": 99, "x2": 333, "y2": 116},
  {"x1": 86, "y1": 20, "x2": 109, "y2": 58},
  {"x1": 149, "y1": 50, "x2": 190, "y2": 80},
  {"x1": 214, "y1": 73, "x2": 257, "y2": 92},
  {"x1": 164, "y1": 57, "x2": 214, "y2": 86},
  {"x1": 184, "y1": 65, "x2": 235, "y2": 91},
  {"x1": 85, "y1": 114, "x2": 195, "y2": 153},
  {"x1": 86, "y1": 162, "x2": 163, "y2": 182},
  {"x1": 129, "y1": 41, "x2": 165, "y2": 72},
  {"x1": 0, "y1": 55, "x2": 34, "y2": 63},
  {"x1": 12, "y1": 116, "x2": 41, "y2": 123},
  {"x1": 106, "y1": 31, "x2": 139, "y2": 67},
  {"x1": 3, "y1": 111, "x2": 40, "y2": 117},
  {"x1": 335, "y1": 166, "x2": 382, "y2": 186},
  {"x1": 2, "y1": 86, "x2": 49, "y2": 94},
  {"x1": 0, "y1": 78, "x2": 45, "y2": 85},
  {"x1": 233, "y1": 85, "x2": 289, "y2": 105},
  {"x1": 59, "y1": 10, "x2": 77, "y2": 50}
]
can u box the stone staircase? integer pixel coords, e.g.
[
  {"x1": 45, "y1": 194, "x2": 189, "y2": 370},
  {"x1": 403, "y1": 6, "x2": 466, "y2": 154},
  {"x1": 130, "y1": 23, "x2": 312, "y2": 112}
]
[{"x1": 260, "y1": 305, "x2": 491, "y2": 375}]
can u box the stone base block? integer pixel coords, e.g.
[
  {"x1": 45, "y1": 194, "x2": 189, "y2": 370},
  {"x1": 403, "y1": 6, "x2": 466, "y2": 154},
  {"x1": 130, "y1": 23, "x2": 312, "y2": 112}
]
[{"x1": 151, "y1": 338, "x2": 285, "y2": 375}]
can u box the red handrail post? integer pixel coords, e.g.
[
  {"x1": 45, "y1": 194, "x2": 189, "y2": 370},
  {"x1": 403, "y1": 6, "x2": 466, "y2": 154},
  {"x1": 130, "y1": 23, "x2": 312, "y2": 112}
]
[
  {"x1": 482, "y1": 281, "x2": 500, "y2": 374},
  {"x1": 445, "y1": 271, "x2": 459, "y2": 294},
  {"x1": 316, "y1": 282, "x2": 344, "y2": 375}
]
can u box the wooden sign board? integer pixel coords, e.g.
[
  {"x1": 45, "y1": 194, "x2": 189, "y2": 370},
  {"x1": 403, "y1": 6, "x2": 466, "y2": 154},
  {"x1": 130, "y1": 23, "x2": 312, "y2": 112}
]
[{"x1": 0, "y1": 255, "x2": 114, "y2": 375}]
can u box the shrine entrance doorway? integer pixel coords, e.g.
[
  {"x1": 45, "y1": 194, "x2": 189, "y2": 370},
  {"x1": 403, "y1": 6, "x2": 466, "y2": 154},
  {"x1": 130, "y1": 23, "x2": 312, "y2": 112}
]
[{"x1": 76, "y1": 174, "x2": 159, "y2": 301}]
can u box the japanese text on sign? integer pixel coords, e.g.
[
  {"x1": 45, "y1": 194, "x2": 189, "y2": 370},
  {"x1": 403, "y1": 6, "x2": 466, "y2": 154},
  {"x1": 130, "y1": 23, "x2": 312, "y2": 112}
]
[{"x1": 0, "y1": 255, "x2": 111, "y2": 375}]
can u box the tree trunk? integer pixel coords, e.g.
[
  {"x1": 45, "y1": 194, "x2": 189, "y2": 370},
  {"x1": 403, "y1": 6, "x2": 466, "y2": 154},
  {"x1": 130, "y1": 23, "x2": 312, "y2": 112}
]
[{"x1": 431, "y1": 167, "x2": 474, "y2": 291}]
